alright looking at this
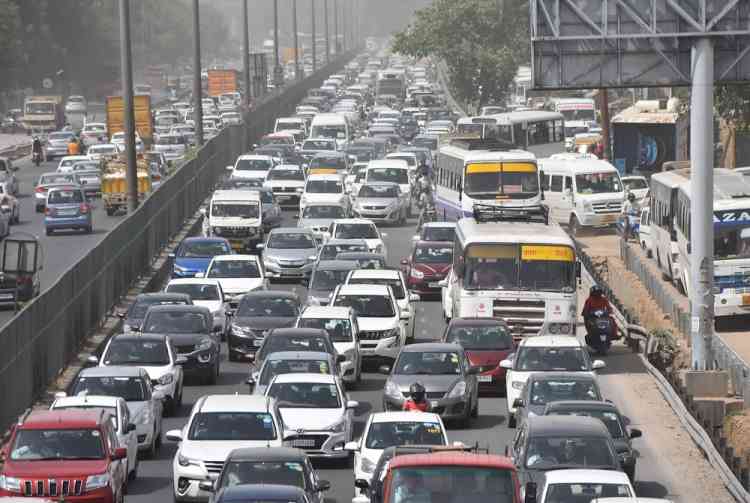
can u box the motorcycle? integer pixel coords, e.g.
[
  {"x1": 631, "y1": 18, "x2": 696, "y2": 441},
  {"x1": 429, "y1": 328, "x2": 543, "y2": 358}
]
[
  {"x1": 32, "y1": 150, "x2": 42, "y2": 167},
  {"x1": 585, "y1": 309, "x2": 612, "y2": 355},
  {"x1": 616, "y1": 210, "x2": 640, "y2": 241}
]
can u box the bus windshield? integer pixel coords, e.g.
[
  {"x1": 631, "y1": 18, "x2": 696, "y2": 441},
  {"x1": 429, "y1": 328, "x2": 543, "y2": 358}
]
[
  {"x1": 558, "y1": 108, "x2": 596, "y2": 122},
  {"x1": 715, "y1": 222, "x2": 750, "y2": 259},
  {"x1": 464, "y1": 163, "x2": 539, "y2": 199}
]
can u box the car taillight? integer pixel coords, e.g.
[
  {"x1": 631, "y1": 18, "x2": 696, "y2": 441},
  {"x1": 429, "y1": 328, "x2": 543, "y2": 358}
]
[
  {"x1": 45, "y1": 207, "x2": 55, "y2": 216},
  {"x1": 35, "y1": 186, "x2": 46, "y2": 193},
  {"x1": 152, "y1": 174, "x2": 161, "y2": 181},
  {"x1": 80, "y1": 203, "x2": 90, "y2": 214}
]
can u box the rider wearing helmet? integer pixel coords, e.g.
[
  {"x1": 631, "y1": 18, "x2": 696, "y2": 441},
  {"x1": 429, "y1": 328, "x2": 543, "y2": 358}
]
[
  {"x1": 582, "y1": 285, "x2": 614, "y2": 340},
  {"x1": 403, "y1": 382, "x2": 430, "y2": 412}
]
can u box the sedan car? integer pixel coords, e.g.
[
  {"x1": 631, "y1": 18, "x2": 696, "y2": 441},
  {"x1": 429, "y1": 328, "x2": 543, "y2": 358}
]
[
  {"x1": 265, "y1": 373, "x2": 358, "y2": 459},
  {"x1": 304, "y1": 260, "x2": 359, "y2": 307},
  {"x1": 318, "y1": 238, "x2": 369, "y2": 261},
  {"x1": 249, "y1": 351, "x2": 338, "y2": 395},
  {"x1": 91, "y1": 333, "x2": 186, "y2": 415},
  {"x1": 381, "y1": 342, "x2": 479, "y2": 427},
  {"x1": 514, "y1": 372, "x2": 603, "y2": 429},
  {"x1": 71, "y1": 162, "x2": 103, "y2": 198},
  {"x1": 228, "y1": 291, "x2": 301, "y2": 361},
  {"x1": 67, "y1": 366, "x2": 164, "y2": 457},
  {"x1": 164, "y1": 278, "x2": 229, "y2": 338},
  {"x1": 170, "y1": 237, "x2": 233, "y2": 279},
  {"x1": 118, "y1": 292, "x2": 192, "y2": 333},
  {"x1": 44, "y1": 185, "x2": 92, "y2": 235},
  {"x1": 413, "y1": 221, "x2": 456, "y2": 242},
  {"x1": 80, "y1": 122, "x2": 108, "y2": 145},
  {"x1": 86, "y1": 143, "x2": 119, "y2": 161},
  {"x1": 204, "y1": 254, "x2": 267, "y2": 307},
  {"x1": 34, "y1": 172, "x2": 78, "y2": 212},
  {"x1": 329, "y1": 219, "x2": 388, "y2": 259},
  {"x1": 260, "y1": 228, "x2": 319, "y2": 280},
  {"x1": 441, "y1": 317, "x2": 515, "y2": 395},
  {"x1": 253, "y1": 328, "x2": 338, "y2": 371},
  {"x1": 45, "y1": 131, "x2": 76, "y2": 159},
  {"x1": 65, "y1": 95, "x2": 87, "y2": 113},
  {"x1": 401, "y1": 240, "x2": 453, "y2": 296},
  {"x1": 264, "y1": 164, "x2": 306, "y2": 208},
  {"x1": 352, "y1": 182, "x2": 407, "y2": 225}
]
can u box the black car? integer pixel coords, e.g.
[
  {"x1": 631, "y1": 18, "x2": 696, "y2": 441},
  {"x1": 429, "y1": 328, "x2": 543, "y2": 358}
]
[
  {"x1": 228, "y1": 291, "x2": 301, "y2": 361},
  {"x1": 205, "y1": 447, "x2": 330, "y2": 503},
  {"x1": 514, "y1": 373, "x2": 603, "y2": 429},
  {"x1": 141, "y1": 304, "x2": 220, "y2": 384},
  {"x1": 210, "y1": 484, "x2": 308, "y2": 503},
  {"x1": 510, "y1": 415, "x2": 622, "y2": 488},
  {"x1": 345, "y1": 145, "x2": 376, "y2": 163},
  {"x1": 304, "y1": 260, "x2": 359, "y2": 306},
  {"x1": 118, "y1": 292, "x2": 192, "y2": 333},
  {"x1": 543, "y1": 400, "x2": 642, "y2": 480},
  {"x1": 253, "y1": 327, "x2": 338, "y2": 369}
]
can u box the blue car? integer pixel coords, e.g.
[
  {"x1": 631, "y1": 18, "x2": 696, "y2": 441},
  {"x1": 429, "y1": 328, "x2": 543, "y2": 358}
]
[
  {"x1": 44, "y1": 186, "x2": 92, "y2": 235},
  {"x1": 170, "y1": 236, "x2": 232, "y2": 278}
]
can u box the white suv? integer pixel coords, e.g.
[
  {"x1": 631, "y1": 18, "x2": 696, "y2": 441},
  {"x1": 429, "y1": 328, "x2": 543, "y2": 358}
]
[
  {"x1": 330, "y1": 284, "x2": 404, "y2": 363},
  {"x1": 296, "y1": 305, "x2": 362, "y2": 385},
  {"x1": 300, "y1": 174, "x2": 349, "y2": 213},
  {"x1": 500, "y1": 335, "x2": 605, "y2": 428},
  {"x1": 201, "y1": 254, "x2": 267, "y2": 307},
  {"x1": 345, "y1": 269, "x2": 418, "y2": 342},
  {"x1": 166, "y1": 394, "x2": 284, "y2": 502}
]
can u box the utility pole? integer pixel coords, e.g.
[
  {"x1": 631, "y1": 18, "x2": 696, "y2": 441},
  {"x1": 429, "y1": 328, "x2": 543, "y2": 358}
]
[
  {"x1": 689, "y1": 38, "x2": 715, "y2": 370},
  {"x1": 292, "y1": 0, "x2": 300, "y2": 80},
  {"x1": 242, "y1": 0, "x2": 250, "y2": 109},
  {"x1": 334, "y1": 0, "x2": 339, "y2": 54},
  {"x1": 599, "y1": 89, "x2": 610, "y2": 160},
  {"x1": 311, "y1": 0, "x2": 317, "y2": 73},
  {"x1": 273, "y1": 0, "x2": 283, "y2": 87},
  {"x1": 192, "y1": 0, "x2": 203, "y2": 146},
  {"x1": 324, "y1": 0, "x2": 330, "y2": 64},
  {"x1": 118, "y1": 0, "x2": 138, "y2": 214}
]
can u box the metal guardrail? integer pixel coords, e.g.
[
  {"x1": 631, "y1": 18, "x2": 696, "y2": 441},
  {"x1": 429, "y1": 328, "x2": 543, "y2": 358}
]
[{"x1": 0, "y1": 53, "x2": 355, "y2": 433}]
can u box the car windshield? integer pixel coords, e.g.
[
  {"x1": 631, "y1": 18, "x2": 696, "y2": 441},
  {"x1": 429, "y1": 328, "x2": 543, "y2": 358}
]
[
  {"x1": 72, "y1": 162, "x2": 100, "y2": 171},
  {"x1": 237, "y1": 159, "x2": 272, "y2": 171},
  {"x1": 129, "y1": 297, "x2": 190, "y2": 318},
  {"x1": 103, "y1": 339, "x2": 170, "y2": 365},
  {"x1": 143, "y1": 311, "x2": 208, "y2": 333},
  {"x1": 298, "y1": 317, "x2": 353, "y2": 342},
  {"x1": 394, "y1": 351, "x2": 462, "y2": 375},
  {"x1": 422, "y1": 227, "x2": 455, "y2": 242},
  {"x1": 514, "y1": 347, "x2": 589, "y2": 372},
  {"x1": 10, "y1": 429, "x2": 104, "y2": 461},
  {"x1": 259, "y1": 358, "x2": 332, "y2": 385},
  {"x1": 359, "y1": 184, "x2": 400, "y2": 198},
  {"x1": 321, "y1": 243, "x2": 367, "y2": 260},
  {"x1": 529, "y1": 379, "x2": 601, "y2": 406},
  {"x1": 311, "y1": 156, "x2": 346, "y2": 170},
  {"x1": 260, "y1": 335, "x2": 331, "y2": 360},
  {"x1": 348, "y1": 277, "x2": 405, "y2": 299},
  {"x1": 368, "y1": 168, "x2": 408, "y2": 184},
  {"x1": 166, "y1": 283, "x2": 220, "y2": 301},
  {"x1": 303, "y1": 205, "x2": 345, "y2": 219},
  {"x1": 388, "y1": 467, "x2": 515, "y2": 503},
  {"x1": 208, "y1": 259, "x2": 260, "y2": 278},
  {"x1": 237, "y1": 296, "x2": 298, "y2": 317},
  {"x1": 304, "y1": 140, "x2": 335, "y2": 150},
  {"x1": 549, "y1": 409, "x2": 625, "y2": 439},
  {"x1": 267, "y1": 381, "x2": 341, "y2": 408},
  {"x1": 333, "y1": 294, "x2": 395, "y2": 317},
  {"x1": 268, "y1": 233, "x2": 316, "y2": 250},
  {"x1": 366, "y1": 421, "x2": 445, "y2": 450},
  {"x1": 188, "y1": 412, "x2": 277, "y2": 441},
  {"x1": 179, "y1": 241, "x2": 230, "y2": 258},
  {"x1": 71, "y1": 376, "x2": 146, "y2": 401},
  {"x1": 414, "y1": 245, "x2": 452, "y2": 264},
  {"x1": 310, "y1": 268, "x2": 351, "y2": 290},
  {"x1": 220, "y1": 461, "x2": 305, "y2": 490},
  {"x1": 576, "y1": 172, "x2": 622, "y2": 194},
  {"x1": 524, "y1": 436, "x2": 616, "y2": 470},
  {"x1": 40, "y1": 174, "x2": 75, "y2": 185},
  {"x1": 445, "y1": 324, "x2": 512, "y2": 350},
  {"x1": 413, "y1": 137, "x2": 438, "y2": 150},
  {"x1": 335, "y1": 223, "x2": 378, "y2": 239},
  {"x1": 218, "y1": 179, "x2": 264, "y2": 190},
  {"x1": 623, "y1": 178, "x2": 648, "y2": 190},
  {"x1": 48, "y1": 189, "x2": 84, "y2": 204},
  {"x1": 306, "y1": 180, "x2": 343, "y2": 194},
  {"x1": 545, "y1": 482, "x2": 632, "y2": 500},
  {"x1": 211, "y1": 203, "x2": 260, "y2": 218},
  {"x1": 559, "y1": 107, "x2": 596, "y2": 122},
  {"x1": 310, "y1": 125, "x2": 346, "y2": 139},
  {"x1": 268, "y1": 169, "x2": 305, "y2": 181}
]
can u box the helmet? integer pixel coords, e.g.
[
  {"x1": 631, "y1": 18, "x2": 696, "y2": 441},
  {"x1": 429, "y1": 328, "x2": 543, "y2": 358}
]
[
  {"x1": 627, "y1": 192, "x2": 636, "y2": 202},
  {"x1": 409, "y1": 382, "x2": 426, "y2": 403},
  {"x1": 590, "y1": 285, "x2": 604, "y2": 297}
]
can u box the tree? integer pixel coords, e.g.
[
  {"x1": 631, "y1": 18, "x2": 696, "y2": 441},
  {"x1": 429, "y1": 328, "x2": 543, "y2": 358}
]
[{"x1": 392, "y1": 0, "x2": 528, "y2": 110}]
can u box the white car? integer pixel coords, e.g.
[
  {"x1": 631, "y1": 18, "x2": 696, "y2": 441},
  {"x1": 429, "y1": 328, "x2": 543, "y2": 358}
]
[
  {"x1": 201, "y1": 254, "x2": 267, "y2": 306},
  {"x1": 329, "y1": 218, "x2": 388, "y2": 260},
  {"x1": 57, "y1": 155, "x2": 90, "y2": 173},
  {"x1": 166, "y1": 394, "x2": 284, "y2": 503},
  {"x1": 86, "y1": 143, "x2": 119, "y2": 161},
  {"x1": 299, "y1": 174, "x2": 349, "y2": 213},
  {"x1": 80, "y1": 122, "x2": 108, "y2": 145},
  {"x1": 165, "y1": 278, "x2": 230, "y2": 338},
  {"x1": 621, "y1": 175, "x2": 649, "y2": 203},
  {"x1": 533, "y1": 469, "x2": 636, "y2": 502},
  {"x1": 221, "y1": 111, "x2": 242, "y2": 126},
  {"x1": 65, "y1": 95, "x2": 87, "y2": 113},
  {"x1": 227, "y1": 154, "x2": 275, "y2": 180},
  {"x1": 265, "y1": 373, "x2": 358, "y2": 459},
  {"x1": 500, "y1": 335, "x2": 605, "y2": 428},
  {"x1": 345, "y1": 269, "x2": 418, "y2": 342},
  {"x1": 91, "y1": 333, "x2": 186, "y2": 415},
  {"x1": 346, "y1": 411, "x2": 448, "y2": 498},
  {"x1": 111, "y1": 131, "x2": 145, "y2": 153},
  {"x1": 330, "y1": 284, "x2": 405, "y2": 362},
  {"x1": 264, "y1": 164, "x2": 307, "y2": 207},
  {"x1": 296, "y1": 305, "x2": 362, "y2": 385}
]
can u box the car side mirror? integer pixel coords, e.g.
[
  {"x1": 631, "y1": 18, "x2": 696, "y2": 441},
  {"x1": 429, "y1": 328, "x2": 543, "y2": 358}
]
[
  {"x1": 499, "y1": 359, "x2": 513, "y2": 370},
  {"x1": 409, "y1": 293, "x2": 420, "y2": 302},
  {"x1": 225, "y1": 165, "x2": 234, "y2": 171},
  {"x1": 513, "y1": 398, "x2": 525, "y2": 408},
  {"x1": 346, "y1": 400, "x2": 359, "y2": 410},
  {"x1": 378, "y1": 364, "x2": 391, "y2": 374},
  {"x1": 168, "y1": 253, "x2": 176, "y2": 259},
  {"x1": 380, "y1": 232, "x2": 388, "y2": 238},
  {"x1": 166, "y1": 429, "x2": 183, "y2": 442},
  {"x1": 316, "y1": 480, "x2": 331, "y2": 492},
  {"x1": 153, "y1": 390, "x2": 165, "y2": 401},
  {"x1": 256, "y1": 243, "x2": 265, "y2": 250},
  {"x1": 86, "y1": 355, "x2": 99, "y2": 365},
  {"x1": 630, "y1": 428, "x2": 642, "y2": 439},
  {"x1": 198, "y1": 481, "x2": 215, "y2": 492},
  {"x1": 126, "y1": 423, "x2": 136, "y2": 432},
  {"x1": 245, "y1": 375, "x2": 256, "y2": 386},
  {"x1": 437, "y1": 278, "x2": 448, "y2": 288},
  {"x1": 199, "y1": 208, "x2": 207, "y2": 215},
  {"x1": 113, "y1": 447, "x2": 127, "y2": 460},
  {"x1": 345, "y1": 440, "x2": 360, "y2": 452},
  {"x1": 176, "y1": 356, "x2": 188, "y2": 365},
  {"x1": 400, "y1": 258, "x2": 409, "y2": 266},
  {"x1": 354, "y1": 479, "x2": 370, "y2": 490},
  {"x1": 592, "y1": 359, "x2": 606, "y2": 370},
  {"x1": 194, "y1": 272, "x2": 205, "y2": 278}
]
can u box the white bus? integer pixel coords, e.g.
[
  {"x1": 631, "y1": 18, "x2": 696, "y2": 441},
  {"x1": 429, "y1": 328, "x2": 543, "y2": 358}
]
[
  {"x1": 549, "y1": 98, "x2": 597, "y2": 139},
  {"x1": 441, "y1": 218, "x2": 579, "y2": 338},
  {"x1": 434, "y1": 138, "x2": 542, "y2": 221},
  {"x1": 673, "y1": 169, "x2": 750, "y2": 318},
  {"x1": 649, "y1": 169, "x2": 688, "y2": 282}
]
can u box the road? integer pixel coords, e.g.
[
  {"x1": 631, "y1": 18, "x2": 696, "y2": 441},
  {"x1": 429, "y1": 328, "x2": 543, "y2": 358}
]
[{"x1": 118, "y1": 208, "x2": 728, "y2": 503}]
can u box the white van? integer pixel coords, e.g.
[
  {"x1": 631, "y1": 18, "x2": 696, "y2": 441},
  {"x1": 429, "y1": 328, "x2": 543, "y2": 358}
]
[
  {"x1": 309, "y1": 113, "x2": 351, "y2": 150},
  {"x1": 202, "y1": 190, "x2": 264, "y2": 251},
  {"x1": 539, "y1": 153, "x2": 625, "y2": 235},
  {"x1": 274, "y1": 116, "x2": 308, "y2": 136}
]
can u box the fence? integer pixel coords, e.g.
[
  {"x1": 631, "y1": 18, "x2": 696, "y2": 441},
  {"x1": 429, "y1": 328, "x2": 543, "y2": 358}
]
[{"x1": 0, "y1": 53, "x2": 354, "y2": 432}]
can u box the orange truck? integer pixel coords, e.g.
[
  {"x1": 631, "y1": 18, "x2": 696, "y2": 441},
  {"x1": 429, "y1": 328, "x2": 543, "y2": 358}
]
[
  {"x1": 207, "y1": 69, "x2": 238, "y2": 97},
  {"x1": 106, "y1": 94, "x2": 153, "y2": 142}
]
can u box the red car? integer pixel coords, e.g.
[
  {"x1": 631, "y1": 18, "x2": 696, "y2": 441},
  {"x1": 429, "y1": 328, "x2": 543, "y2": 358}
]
[
  {"x1": 441, "y1": 317, "x2": 515, "y2": 395},
  {"x1": 400, "y1": 240, "x2": 453, "y2": 296},
  {"x1": 0, "y1": 409, "x2": 128, "y2": 501}
]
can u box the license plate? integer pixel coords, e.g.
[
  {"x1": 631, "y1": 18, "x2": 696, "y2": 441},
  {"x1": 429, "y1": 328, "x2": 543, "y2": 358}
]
[
  {"x1": 58, "y1": 209, "x2": 77, "y2": 216},
  {"x1": 600, "y1": 334, "x2": 608, "y2": 341},
  {"x1": 478, "y1": 375, "x2": 493, "y2": 382},
  {"x1": 743, "y1": 294, "x2": 750, "y2": 306},
  {"x1": 428, "y1": 282, "x2": 441, "y2": 288},
  {"x1": 253, "y1": 339, "x2": 263, "y2": 347},
  {"x1": 292, "y1": 439, "x2": 315, "y2": 447}
]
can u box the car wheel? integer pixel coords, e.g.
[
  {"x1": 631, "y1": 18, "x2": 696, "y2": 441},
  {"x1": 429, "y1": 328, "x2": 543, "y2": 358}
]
[
  {"x1": 471, "y1": 396, "x2": 479, "y2": 418},
  {"x1": 45, "y1": 228, "x2": 52, "y2": 236},
  {"x1": 146, "y1": 429, "x2": 158, "y2": 459},
  {"x1": 129, "y1": 455, "x2": 139, "y2": 481},
  {"x1": 508, "y1": 413, "x2": 516, "y2": 428}
]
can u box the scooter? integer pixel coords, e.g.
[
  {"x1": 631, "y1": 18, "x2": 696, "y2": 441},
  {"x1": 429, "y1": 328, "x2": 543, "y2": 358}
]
[
  {"x1": 585, "y1": 309, "x2": 612, "y2": 355},
  {"x1": 616, "y1": 210, "x2": 640, "y2": 241}
]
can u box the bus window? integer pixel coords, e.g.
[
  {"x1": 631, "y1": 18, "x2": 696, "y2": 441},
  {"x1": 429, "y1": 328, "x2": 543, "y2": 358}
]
[
  {"x1": 550, "y1": 176, "x2": 563, "y2": 192},
  {"x1": 564, "y1": 176, "x2": 573, "y2": 191}
]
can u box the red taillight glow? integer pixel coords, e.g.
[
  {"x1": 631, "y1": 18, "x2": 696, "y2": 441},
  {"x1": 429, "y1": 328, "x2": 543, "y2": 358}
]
[
  {"x1": 79, "y1": 203, "x2": 90, "y2": 214},
  {"x1": 45, "y1": 207, "x2": 54, "y2": 216},
  {"x1": 35, "y1": 186, "x2": 46, "y2": 193}
]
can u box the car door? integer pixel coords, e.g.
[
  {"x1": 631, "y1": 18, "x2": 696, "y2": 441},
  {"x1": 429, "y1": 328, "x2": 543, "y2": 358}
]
[
  {"x1": 351, "y1": 314, "x2": 362, "y2": 374},
  {"x1": 544, "y1": 173, "x2": 564, "y2": 224},
  {"x1": 105, "y1": 421, "x2": 127, "y2": 490},
  {"x1": 119, "y1": 400, "x2": 138, "y2": 476}
]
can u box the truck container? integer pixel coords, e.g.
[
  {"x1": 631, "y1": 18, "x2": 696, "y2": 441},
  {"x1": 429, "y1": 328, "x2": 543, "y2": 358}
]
[
  {"x1": 21, "y1": 95, "x2": 64, "y2": 134},
  {"x1": 102, "y1": 157, "x2": 152, "y2": 215},
  {"x1": 207, "y1": 69, "x2": 239, "y2": 98},
  {"x1": 106, "y1": 94, "x2": 153, "y2": 142}
]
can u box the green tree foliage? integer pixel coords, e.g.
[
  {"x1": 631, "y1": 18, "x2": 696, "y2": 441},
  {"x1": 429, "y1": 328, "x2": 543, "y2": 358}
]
[
  {"x1": 716, "y1": 85, "x2": 750, "y2": 124},
  {"x1": 392, "y1": 0, "x2": 528, "y2": 110}
]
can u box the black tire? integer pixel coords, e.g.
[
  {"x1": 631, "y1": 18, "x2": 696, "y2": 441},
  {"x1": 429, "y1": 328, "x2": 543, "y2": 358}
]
[
  {"x1": 145, "y1": 429, "x2": 158, "y2": 459},
  {"x1": 471, "y1": 397, "x2": 479, "y2": 418},
  {"x1": 45, "y1": 228, "x2": 51, "y2": 236},
  {"x1": 508, "y1": 413, "x2": 517, "y2": 429},
  {"x1": 129, "y1": 456, "x2": 138, "y2": 481},
  {"x1": 106, "y1": 207, "x2": 115, "y2": 216}
]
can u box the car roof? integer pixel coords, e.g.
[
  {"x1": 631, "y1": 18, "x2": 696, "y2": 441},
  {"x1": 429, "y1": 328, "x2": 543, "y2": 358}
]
[
  {"x1": 265, "y1": 351, "x2": 333, "y2": 362},
  {"x1": 238, "y1": 154, "x2": 273, "y2": 161},
  {"x1": 325, "y1": 238, "x2": 368, "y2": 246},
  {"x1": 269, "y1": 327, "x2": 330, "y2": 338},
  {"x1": 269, "y1": 227, "x2": 314, "y2": 235},
  {"x1": 527, "y1": 415, "x2": 610, "y2": 437},
  {"x1": 370, "y1": 411, "x2": 443, "y2": 424},
  {"x1": 21, "y1": 409, "x2": 107, "y2": 430},
  {"x1": 241, "y1": 290, "x2": 298, "y2": 300},
  {"x1": 270, "y1": 372, "x2": 336, "y2": 384},
  {"x1": 361, "y1": 181, "x2": 400, "y2": 188},
  {"x1": 389, "y1": 451, "x2": 515, "y2": 470},
  {"x1": 527, "y1": 372, "x2": 598, "y2": 383},
  {"x1": 349, "y1": 269, "x2": 400, "y2": 279},
  {"x1": 448, "y1": 317, "x2": 509, "y2": 328},
  {"x1": 543, "y1": 400, "x2": 619, "y2": 413},
  {"x1": 135, "y1": 292, "x2": 192, "y2": 302},
  {"x1": 543, "y1": 468, "x2": 631, "y2": 485},
  {"x1": 110, "y1": 333, "x2": 168, "y2": 343},
  {"x1": 300, "y1": 306, "x2": 352, "y2": 319},
  {"x1": 401, "y1": 342, "x2": 462, "y2": 353},
  {"x1": 182, "y1": 236, "x2": 229, "y2": 244},
  {"x1": 336, "y1": 284, "x2": 392, "y2": 296},
  {"x1": 52, "y1": 395, "x2": 122, "y2": 409},
  {"x1": 198, "y1": 394, "x2": 275, "y2": 413},
  {"x1": 415, "y1": 240, "x2": 454, "y2": 249},
  {"x1": 219, "y1": 484, "x2": 306, "y2": 501},
  {"x1": 335, "y1": 252, "x2": 385, "y2": 260},
  {"x1": 146, "y1": 304, "x2": 210, "y2": 314},
  {"x1": 422, "y1": 221, "x2": 456, "y2": 229},
  {"x1": 78, "y1": 365, "x2": 148, "y2": 378},
  {"x1": 167, "y1": 278, "x2": 222, "y2": 287},
  {"x1": 226, "y1": 446, "x2": 308, "y2": 462},
  {"x1": 211, "y1": 254, "x2": 260, "y2": 262},
  {"x1": 519, "y1": 335, "x2": 584, "y2": 348},
  {"x1": 333, "y1": 218, "x2": 377, "y2": 225}
]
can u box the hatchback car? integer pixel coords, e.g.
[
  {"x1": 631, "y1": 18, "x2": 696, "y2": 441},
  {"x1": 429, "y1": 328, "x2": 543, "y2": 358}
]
[
  {"x1": 71, "y1": 161, "x2": 103, "y2": 198},
  {"x1": 413, "y1": 221, "x2": 456, "y2": 242},
  {"x1": 352, "y1": 182, "x2": 407, "y2": 225},
  {"x1": 44, "y1": 186, "x2": 92, "y2": 235},
  {"x1": 170, "y1": 237, "x2": 233, "y2": 279},
  {"x1": 253, "y1": 328, "x2": 338, "y2": 370},
  {"x1": 228, "y1": 291, "x2": 301, "y2": 361},
  {"x1": 329, "y1": 219, "x2": 388, "y2": 258},
  {"x1": 514, "y1": 372, "x2": 603, "y2": 429},
  {"x1": 260, "y1": 228, "x2": 319, "y2": 280},
  {"x1": 401, "y1": 240, "x2": 453, "y2": 296},
  {"x1": 249, "y1": 351, "x2": 338, "y2": 395},
  {"x1": 164, "y1": 278, "x2": 229, "y2": 338},
  {"x1": 297, "y1": 305, "x2": 361, "y2": 385},
  {"x1": 203, "y1": 254, "x2": 267, "y2": 306},
  {"x1": 335, "y1": 252, "x2": 387, "y2": 270},
  {"x1": 304, "y1": 260, "x2": 359, "y2": 306},
  {"x1": 264, "y1": 164, "x2": 306, "y2": 207},
  {"x1": 318, "y1": 238, "x2": 369, "y2": 261},
  {"x1": 118, "y1": 292, "x2": 193, "y2": 333},
  {"x1": 45, "y1": 131, "x2": 76, "y2": 159},
  {"x1": 298, "y1": 203, "x2": 349, "y2": 236},
  {"x1": 34, "y1": 172, "x2": 78, "y2": 212}
]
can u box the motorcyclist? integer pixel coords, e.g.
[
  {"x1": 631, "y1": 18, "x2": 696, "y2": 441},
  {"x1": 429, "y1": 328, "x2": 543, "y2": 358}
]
[
  {"x1": 622, "y1": 192, "x2": 639, "y2": 239},
  {"x1": 403, "y1": 382, "x2": 430, "y2": 412},
  {"x1": 582, "y1": 285, "x2": 614, "y2": 342},
  {"x1": 32, "y1": 136, "x2": 43, "y2": 164}
]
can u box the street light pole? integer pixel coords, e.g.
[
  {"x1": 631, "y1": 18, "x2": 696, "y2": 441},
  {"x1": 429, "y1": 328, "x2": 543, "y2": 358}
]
[
  {"x1": 118, "y1": 0, "x2": 138, "y2": 214},
  {"x1": 311, "y1": 0, "x2": 317, "y2": 73},
  {"x1": 192, "y1": 0, "x2": 203, "y2": 146},
  {"x1": 273, "y1": 0, "x2": 282, "y2": 87},
  {"x1": 292, "y1": 0, "x2": 300, "y2": 80},
  {"x1": 242, "y1": 0, "x2": 250, "y2": 108},
  {"x1": 334, "y1": 0, "x2": 339, "y2": 54},
  {"x1": 324, "y1": 0, "x2": 330, "y2": 64}
]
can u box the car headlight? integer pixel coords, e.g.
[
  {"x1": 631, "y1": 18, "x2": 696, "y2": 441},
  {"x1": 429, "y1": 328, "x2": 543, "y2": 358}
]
[
  {"x1": 85, "y1": 473, "x2": 110, "y2": 492},
  {"x1": 328, "y1": 418, "x2": 347, "y2": 433},
  {"x1": 264, "y1": 256, "x2": 279, "y2": 266},
  {"x1": 583, "y1": 201, "x2": 593, "y2": 212},
  {"x1": 384, "y1": 380, "x2": 402, "y2": 398},
  {"x1": 410, "y1": 269, "x2": 424, "y2": 279},
  {"x1": 446, "y1": 380, "x2": 467, "y2": 398},
  {"x1": 618, "y1": 451, "x2": 632, "y2": 463},
  {"x1": 512, "y1": 380, "x2": 525, "y2": 390},
  {"x1": 0, "y1": 475, "x2": 21, "y2": 492},
  {"x1": 212, "y1": 227, "x2": 221, "y2": 234},
  {"x1": 373, "y1": 244, "x2": 383, "y2": 254},
  {"x1": 196, "y1": 338, "x2": 213, "y2": 351},
  {"x1": 158, "y1": 374, "x2": 174, "y2": 386},
  {"x1": 360, "y1": 457, "x2": 376, "y2": 474},
  {"x1": 173, "y1": 263, "x2": 187, "y2": 273},
  {"x1": 178, "y1": 453, "x2": 201, "y2": 467},
  {"x1": 137, "y1": 408, "x2": 153, "y2": 425}
]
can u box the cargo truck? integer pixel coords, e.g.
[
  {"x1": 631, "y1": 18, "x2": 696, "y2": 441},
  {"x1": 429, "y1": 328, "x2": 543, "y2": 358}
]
[
  {"x1": 102, "y1": 157, "x2": 152, "y2": 215},
  {"x1": 207, "y1": 69, "x2": 238, "y2": 98},
  {"x1": 21, "y1": 96, "x2": 65, "y2": 134},
  {"x1": 106, "y1": 94, "x2": 154, "y2": 143}
]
